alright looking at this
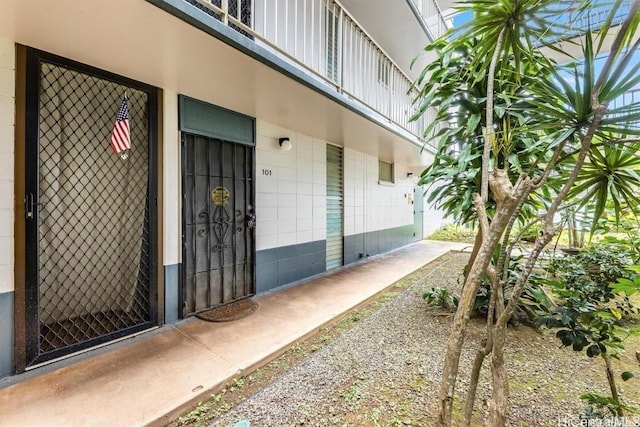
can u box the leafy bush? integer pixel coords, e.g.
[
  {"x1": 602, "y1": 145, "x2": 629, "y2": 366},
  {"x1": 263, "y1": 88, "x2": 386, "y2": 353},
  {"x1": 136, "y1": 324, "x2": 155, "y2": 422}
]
[
  {"x1": 542, "y1": 244, "x2": 638, "y2": 317},
  {"x1": 536, "y1": 243, "x2": 640, "y2": 417},
  {"x1": 473, "y1": 249, "x2": 555, "y2": 324},
  {"x1": 427, "y1": 223, "x2": 477, "y2": 243},
  {"x1": 517, "y1": 223, "x2": 542, "y2": 243},
  {"x1": 595, "y1": 214, "x2": 640, "y2": 264},
  {"x1": 423, "y1": 287, "x2": 459, "y2": 310}
]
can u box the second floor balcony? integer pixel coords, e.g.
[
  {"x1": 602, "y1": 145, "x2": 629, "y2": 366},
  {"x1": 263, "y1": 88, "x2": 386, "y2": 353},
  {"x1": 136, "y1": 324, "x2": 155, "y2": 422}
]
[{"x1": 184, "y1": 0, "x2": 448, "y2": 148}]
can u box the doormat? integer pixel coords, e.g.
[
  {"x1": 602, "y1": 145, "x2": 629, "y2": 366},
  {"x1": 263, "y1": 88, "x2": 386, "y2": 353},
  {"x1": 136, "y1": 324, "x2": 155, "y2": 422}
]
[{"x1": 196, "y1": 299, "x2": 259, "y2": 322}]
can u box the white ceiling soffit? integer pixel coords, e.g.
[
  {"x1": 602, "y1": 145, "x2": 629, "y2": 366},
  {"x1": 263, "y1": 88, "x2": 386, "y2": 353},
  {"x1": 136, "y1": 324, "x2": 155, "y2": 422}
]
[{"x1": 0, "y1": 0, "x2": 435, "y2": 168}]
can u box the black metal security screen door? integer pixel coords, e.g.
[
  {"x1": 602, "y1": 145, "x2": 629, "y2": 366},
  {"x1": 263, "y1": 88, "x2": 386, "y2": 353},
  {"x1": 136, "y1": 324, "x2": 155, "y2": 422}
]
[
  {"x1": 24, "y1": 49, "x2": 157, "y2": 368},
  {"x1": 182, "y1": 134, "x2": 255, "y2": 316}
]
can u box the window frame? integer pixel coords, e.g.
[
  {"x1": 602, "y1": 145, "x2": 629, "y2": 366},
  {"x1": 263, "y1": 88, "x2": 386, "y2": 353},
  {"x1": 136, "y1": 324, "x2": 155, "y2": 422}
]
[{"x1": 378, "y1": 159, "x2": 395, "y2": 184}]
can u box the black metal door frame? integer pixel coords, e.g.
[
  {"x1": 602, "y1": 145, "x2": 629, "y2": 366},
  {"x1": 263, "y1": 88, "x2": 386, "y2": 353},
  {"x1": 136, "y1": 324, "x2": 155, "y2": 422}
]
[
  {"x1": 22, "y1": 48, "x2": 158, "y2": 369},
  {"x1": 180, "y1": 133, "x2": 256, "y2": 318}
]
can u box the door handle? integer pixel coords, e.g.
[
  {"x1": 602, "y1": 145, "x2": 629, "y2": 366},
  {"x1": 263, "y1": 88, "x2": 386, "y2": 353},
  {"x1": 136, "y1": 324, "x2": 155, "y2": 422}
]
[
  {"x1": 25, "y1": 193, "x2": 34, "y2": 219},
  {"x1": 25, "y1": 193, "x2": 47, "y2": 219},
  {"x1": 246, "y1": 212, "x2": 256, "y2": 229}
]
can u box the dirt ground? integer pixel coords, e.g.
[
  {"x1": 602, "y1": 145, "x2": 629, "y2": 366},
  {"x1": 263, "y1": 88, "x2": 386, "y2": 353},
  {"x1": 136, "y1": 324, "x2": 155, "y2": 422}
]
[{"x1": 171, "y1": 252, "x2": 640, "y2": 427}]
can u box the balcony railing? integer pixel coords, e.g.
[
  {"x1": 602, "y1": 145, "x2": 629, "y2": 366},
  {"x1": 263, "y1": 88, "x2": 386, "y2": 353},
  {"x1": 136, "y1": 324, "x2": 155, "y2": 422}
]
[
  {"x1": 610, "y1": 87, "x2": 640, "y2": 130},
  {"x1": 537, "y1": 0, "x2": 633, "y2": 45},
  {"x1": 408, "y1": 0, "x2": 448, "y2": 41},
  {"x1": 186, "y1": 0, "x2": 437, "y2": 147},
  {"x1": 566, "y1": 1, "x2": 631, "y2": 37}
]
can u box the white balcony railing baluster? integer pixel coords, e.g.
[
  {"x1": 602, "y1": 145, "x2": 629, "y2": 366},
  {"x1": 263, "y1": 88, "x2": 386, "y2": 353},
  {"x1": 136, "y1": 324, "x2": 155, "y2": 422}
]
[
  {"x1": 610, "y1": 87, "x2": 640, "y2": 130},
  {"x1": 409, "y1": 0, "x2": 448, "y2": 41},
  {"x1": 568, "y1": 1, "x2": 631, "y2": 36},
  {"x1": 184, "y1": 0, "x2": 440, "y2": 147}
]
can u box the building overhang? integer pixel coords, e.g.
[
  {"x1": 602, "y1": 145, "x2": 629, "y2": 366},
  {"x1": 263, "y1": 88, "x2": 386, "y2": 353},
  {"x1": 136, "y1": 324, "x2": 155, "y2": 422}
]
[{"x1": 0, "y1": 0, "x2": 435, "y2": 168}]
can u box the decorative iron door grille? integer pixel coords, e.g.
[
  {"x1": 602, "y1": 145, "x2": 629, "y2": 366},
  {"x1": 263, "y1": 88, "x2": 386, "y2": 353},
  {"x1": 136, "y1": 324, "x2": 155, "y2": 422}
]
[
  {"x1": 24, "y1": 49, "x2": 157, "y2": 368},
  {"x1": 182, "y1": 134, "x2": 255, "y2": 316},
  {"x1": 184, "y1": 0, "x2": 253, "y2": 36}
]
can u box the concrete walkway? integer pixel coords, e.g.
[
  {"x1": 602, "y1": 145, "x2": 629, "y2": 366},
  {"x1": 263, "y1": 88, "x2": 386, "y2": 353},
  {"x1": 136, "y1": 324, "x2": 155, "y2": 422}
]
[{"x1": 0, "y1": 240, "x2": 466, "y2": 427}]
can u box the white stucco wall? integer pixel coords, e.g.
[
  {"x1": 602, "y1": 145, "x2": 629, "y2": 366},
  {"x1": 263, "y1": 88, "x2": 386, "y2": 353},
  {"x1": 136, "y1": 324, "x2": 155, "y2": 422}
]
[
  {"x1": 421, "y1": 183, "x2": 446, "y2": 236},
  {"x1": 422, "y1": 195, "x2": 446, "y2": 236},
  {"x1": 0, "y1": 39, "x2": 14, "y2": 294},
  {"x1": 162, "y1": 90, "x2": 181, "y2": 265}
]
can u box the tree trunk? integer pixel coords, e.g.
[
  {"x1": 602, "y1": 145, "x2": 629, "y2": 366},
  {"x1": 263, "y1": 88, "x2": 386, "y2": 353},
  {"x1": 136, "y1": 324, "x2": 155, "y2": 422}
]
[
  {"x1": 463, "y1": 341, "x2": 490, "y2": 426},
  {"x1": 481, "y1": 28, "x2": 507, "y2": 203},
  {"x1": 437, "y1": 176, "x2": 527, "y2": 426},
  {"x1": 435, "y1": 3, "x2": 639, "y2": 426},
  {"x1": 604, "y1": 354, "x2": 623, "y2": 417},
  {"x1": 463, "y1": 264, "x2": 501, "y2": 426},
  {"x1": 488, "y1": 323, "x2": 508, "y2": 426},
  {"x1": 464, "y1": 230, "x2": 484, "y2": 282},
  {"x1": 436, "y1": 249, "x2": 492, "y2": 426}
]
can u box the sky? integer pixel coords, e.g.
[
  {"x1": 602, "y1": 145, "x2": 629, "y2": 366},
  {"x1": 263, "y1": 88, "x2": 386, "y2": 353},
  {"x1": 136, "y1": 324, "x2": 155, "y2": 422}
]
[{"x1": 450, "y1": 3, "x2": 639, "y2": 94}]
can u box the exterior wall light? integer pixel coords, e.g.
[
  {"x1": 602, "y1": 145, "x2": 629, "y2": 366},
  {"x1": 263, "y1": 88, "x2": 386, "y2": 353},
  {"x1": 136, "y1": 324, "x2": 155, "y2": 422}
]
[
  {"x1": 279, "y1": 137, "x2": 292, "y2": 152},
  {"x1": 407, "y1": 172, "x2": 414, "y2": 178}
]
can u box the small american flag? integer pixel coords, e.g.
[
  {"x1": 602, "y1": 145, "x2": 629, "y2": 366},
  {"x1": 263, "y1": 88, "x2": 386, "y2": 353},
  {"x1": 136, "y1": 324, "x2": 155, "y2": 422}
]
[{"x1": 110, "y1": 95, "x2": 131, "y2": 157}]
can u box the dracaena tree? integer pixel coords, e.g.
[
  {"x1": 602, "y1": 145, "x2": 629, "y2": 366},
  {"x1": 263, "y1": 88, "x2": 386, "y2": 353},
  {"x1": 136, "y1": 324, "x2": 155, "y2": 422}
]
[{"x1": 411, "y1": 0, "x2": 640, "y2": 425}]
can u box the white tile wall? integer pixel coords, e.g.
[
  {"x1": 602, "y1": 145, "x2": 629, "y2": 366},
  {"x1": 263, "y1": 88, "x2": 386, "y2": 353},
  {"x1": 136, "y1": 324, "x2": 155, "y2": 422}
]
[
  {"x1": 255, "y1": 120, "x2": 327, "y2": 251},
  {"x1": 0, "y1": 95, "x2": 13, "y2": 127},
  {"x1": 0, "y1": 237, "x2": 10, "y2": 266},
  {"x1": 0, "y1": 39, "x2": 13, "y2": 294},
  {"x1": 277, "y1": 231, "x2": 296, "y2": 247},
  {"x1": 0, "y1": 208, "x2": 11, "y2": 239},
  {"x1": 343, "y1": 147, "x2": 414, "y2": 237},
  {"x1": 0, "y1": 68, "x2": 14, "y2": 102},
  {"x1": 311, "y1": 140, "x2": 326, "y2": 242},
  {"x1": 0, "y1": 141, "x2": 13, "y2": 182},
  {"x1": 255, "y1": 120, "x2": 420, "y2": 251}
]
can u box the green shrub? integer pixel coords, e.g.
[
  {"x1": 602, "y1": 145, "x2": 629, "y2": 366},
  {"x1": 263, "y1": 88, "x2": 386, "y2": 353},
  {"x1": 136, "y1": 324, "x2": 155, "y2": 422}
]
[
  {"x1": 536, "y1": 243, "x2": 640, "y2": 417},
  {"x1": 423, "y1": 287, "x2": 459, "y2": 310},
  {"x1": 473, "y1": 247, "x2": 555, "y2": 324},
  {"x1": 427, "y1": 223, "x2": 477, "y2": 243}
]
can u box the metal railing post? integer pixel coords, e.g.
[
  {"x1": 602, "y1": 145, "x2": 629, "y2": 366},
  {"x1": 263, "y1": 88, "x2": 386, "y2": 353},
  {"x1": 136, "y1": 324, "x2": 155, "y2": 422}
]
[
  {"x1": 338, "y1": 5, "x2": 344, "y2": 91},
  {"x1": 221, "y1": 0, "x2": 228, "y2": 24}
]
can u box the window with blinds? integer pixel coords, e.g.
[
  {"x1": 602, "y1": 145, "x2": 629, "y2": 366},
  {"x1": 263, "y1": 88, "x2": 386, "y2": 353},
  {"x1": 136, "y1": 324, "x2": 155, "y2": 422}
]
[
  {"x1": 326, "y1": 144, "x2": 343, "y2": 270},
  {"x1": 379, "y1": 160, "x2": 394, "y2": 183}
]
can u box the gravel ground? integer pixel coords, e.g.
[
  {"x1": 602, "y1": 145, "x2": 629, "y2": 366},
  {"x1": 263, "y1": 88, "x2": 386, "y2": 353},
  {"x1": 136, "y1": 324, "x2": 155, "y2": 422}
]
[{"x1": 209, "y1": 252, "x2": 640, "y2": 427}]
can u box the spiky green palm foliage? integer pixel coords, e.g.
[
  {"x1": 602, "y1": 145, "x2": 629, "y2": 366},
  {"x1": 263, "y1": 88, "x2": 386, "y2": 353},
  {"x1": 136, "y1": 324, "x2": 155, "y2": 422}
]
[
  {"x1": 414, "y1": 0, "x2": 640, "y2": 231},
  {"x1": 410, "y1": 1, "x2": 640, "y2": 425},
  {"x1": 523, "y1": 27, "x2": 640, "y2": 229}
]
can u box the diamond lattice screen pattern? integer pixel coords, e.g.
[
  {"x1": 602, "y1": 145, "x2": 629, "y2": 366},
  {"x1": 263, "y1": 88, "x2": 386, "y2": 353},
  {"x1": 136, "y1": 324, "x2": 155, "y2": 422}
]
[{"x1": 37, "y1": 62, "x2": 151, "y2": 352}]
